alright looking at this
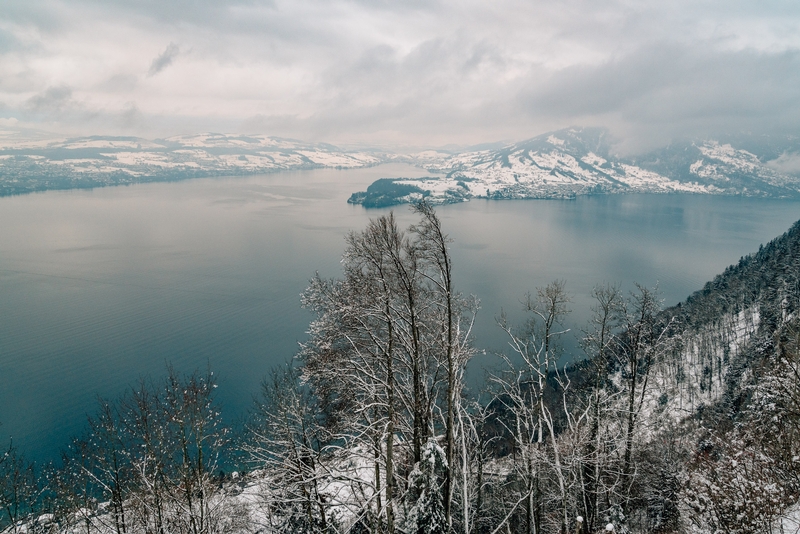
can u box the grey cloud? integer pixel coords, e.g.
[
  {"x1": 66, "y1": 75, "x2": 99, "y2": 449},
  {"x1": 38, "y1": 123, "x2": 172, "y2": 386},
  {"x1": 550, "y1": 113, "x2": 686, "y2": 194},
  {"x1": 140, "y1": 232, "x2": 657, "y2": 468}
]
[
  {"x1": 767, "y1": 152, "x2": 800, "y2": 175},
  {"x1": 274, "y1": 31, "x2": 549, "y2": 144},
  {"x1": 25, "y1": 85, "x2": 74, "y2": 113},
  {"x1": 100, "y1": 74, "x2": 138, "y2": 92},
  {"x1": 320, "y1": 34, "x2": 509, "y2": 111},
  {"x1": 103, "y1": 0, "x2": 273, "y2": 26},
  {"x1": 3, "y1": 0, "x2": 268, "y2": 31},
  {"x1": 240, "y1": 113, "x2": 302, "y2": 136},
  {"x1": 0, "y1": 28, "x2": 21, "y2": 53},
  {"x1": 148, "y1": 43, "x2": 180, "y2": 76},
  {"x1": 243, "y1": 82, "x2": 523, "y2": 148},
  {"x1": 2, "y1": 0, "x2": 800, "y2": 148},
  {"x1": 120, "y1": 102, "x2": 142, "y2": 128},
  {"x1": 20, "y1": 85, "x2": 110, "y2": 130},
  {"x1": 514, "y1": 45, "x2": 800, "y2": 152}
]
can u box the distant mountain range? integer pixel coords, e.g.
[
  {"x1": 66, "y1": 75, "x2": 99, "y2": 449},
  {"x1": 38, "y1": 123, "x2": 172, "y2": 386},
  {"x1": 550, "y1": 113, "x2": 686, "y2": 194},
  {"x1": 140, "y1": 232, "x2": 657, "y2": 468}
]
[
  {"x1": 349, "y1": 128, "x2": 800, "y2": 207},
  {"x1": 2, "y1": 128, "x2": 799, "y2": 201},
  {"x1": 0, "y1": 133, "x2": 383, "y2": 196}
]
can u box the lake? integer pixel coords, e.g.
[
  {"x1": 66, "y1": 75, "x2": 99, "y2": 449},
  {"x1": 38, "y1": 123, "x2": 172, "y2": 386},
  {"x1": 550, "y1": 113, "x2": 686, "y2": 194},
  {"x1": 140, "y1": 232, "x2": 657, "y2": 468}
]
[{"x1": 1, "y1": 163, "x2": 798, "y2": 462}]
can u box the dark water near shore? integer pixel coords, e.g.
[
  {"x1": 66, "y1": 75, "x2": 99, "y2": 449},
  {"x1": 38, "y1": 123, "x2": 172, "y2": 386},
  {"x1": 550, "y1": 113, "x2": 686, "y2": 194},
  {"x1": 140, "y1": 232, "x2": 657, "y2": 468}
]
[{"x1": 1, "y1": 163, "x2": 798, "y2": 461}]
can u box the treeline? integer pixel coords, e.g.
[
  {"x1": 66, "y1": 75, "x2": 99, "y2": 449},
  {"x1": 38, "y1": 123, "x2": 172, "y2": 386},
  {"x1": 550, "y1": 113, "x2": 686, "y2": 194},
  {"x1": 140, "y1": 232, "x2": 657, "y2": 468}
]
[{"x1": 3, "y1": 205, "x2": 800, "y2": 534}]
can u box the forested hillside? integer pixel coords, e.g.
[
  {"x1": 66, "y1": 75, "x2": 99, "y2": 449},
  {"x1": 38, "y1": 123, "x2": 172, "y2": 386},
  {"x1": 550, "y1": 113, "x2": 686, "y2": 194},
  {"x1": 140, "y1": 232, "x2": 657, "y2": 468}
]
[{"x1": 3, "y1": 205, "x2": 800, "y2": 534}]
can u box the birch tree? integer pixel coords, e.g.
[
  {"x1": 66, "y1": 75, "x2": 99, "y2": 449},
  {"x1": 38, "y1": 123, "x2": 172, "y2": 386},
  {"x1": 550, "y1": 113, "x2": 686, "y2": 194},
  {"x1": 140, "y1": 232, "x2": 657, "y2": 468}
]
[
  {"x1": 300, "y1": 203, "x2": 477, "y2": 533},
  {"x1": 493, "y1": 280, "x2": 573, "y2": 534},
  {"x1": 577, "y1": 284, "x2": 623, "y2": 533},
  {"x1": 245, "y1": 364, "x2": 331, "y2": 533},
  {"x1": 614, "y1": 284, "x2": 670, "y2": 513}
]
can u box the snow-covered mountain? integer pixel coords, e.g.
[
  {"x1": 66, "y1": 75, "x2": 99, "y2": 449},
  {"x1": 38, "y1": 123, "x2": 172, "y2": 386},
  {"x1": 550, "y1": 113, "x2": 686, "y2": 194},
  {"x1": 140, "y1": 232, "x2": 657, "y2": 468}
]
[
  {"x1": 0, "y1": 133, "x2": 384, "y2": 196},
  {"x1": 3, "y1": 128, "x2": 799, "y2": 202},
  {"x1": 349, "y1": 128, "x2": 800, "y2": 207}
]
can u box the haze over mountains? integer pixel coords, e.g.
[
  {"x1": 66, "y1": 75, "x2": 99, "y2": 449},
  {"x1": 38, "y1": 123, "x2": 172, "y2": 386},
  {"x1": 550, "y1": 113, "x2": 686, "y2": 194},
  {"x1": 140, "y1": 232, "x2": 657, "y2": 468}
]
[{"x1": 2, "y1": 127, "x2": 800, "y2": 202}]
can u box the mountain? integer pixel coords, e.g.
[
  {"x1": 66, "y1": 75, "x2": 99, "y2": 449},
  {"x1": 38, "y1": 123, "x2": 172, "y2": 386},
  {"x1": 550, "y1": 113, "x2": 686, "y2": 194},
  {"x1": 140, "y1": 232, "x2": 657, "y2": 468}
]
[
  {"x1": 4, "y1": 128, "x2": 800, "y2": 203},
  {"x1": 0, "y1": 133, "x2": 384, "y2": 196},
  {"x1": 349, "y1": 128, "x2": 800, "y2": 206}
]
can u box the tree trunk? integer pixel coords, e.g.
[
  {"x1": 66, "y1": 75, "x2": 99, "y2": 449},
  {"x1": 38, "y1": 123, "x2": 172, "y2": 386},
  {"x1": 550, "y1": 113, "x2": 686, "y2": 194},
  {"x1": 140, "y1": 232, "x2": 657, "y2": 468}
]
[{"x1": 386, "y1": 301, "x2": 396, "y2": 534}]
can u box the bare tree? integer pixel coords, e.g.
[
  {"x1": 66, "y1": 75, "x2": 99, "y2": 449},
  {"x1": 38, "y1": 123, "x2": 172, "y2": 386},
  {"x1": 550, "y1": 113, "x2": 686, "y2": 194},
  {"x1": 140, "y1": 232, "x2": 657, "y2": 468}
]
[
  {"x1": 615, "y1": 284, "x2": 670, "y2": 512},
  {"x1": 87, "y1": 399, "x2": 131, "y2": 534},
  {"x1": 410, "y1": 201, "x2": 458, "y2": 531},
  {"x1": 1, "y1": 441, "x2": 42, "y2": 534},
  {"x1": 47, "y1": 367, "x2": 234, "y2": 534},
  {"x1": 493, "y1": 280, "x2": 573, "y2": 534},
  {"x1": 300, "y1": 204, "x2": 477, "y2": 534},
  {"x1": 245, "y1": 363, "x2": 332, "y2": 533},
  {"x1": 578, "y1": 284, "x2": 624, "y2": 533},
  {"x1": 301, "y1": 217, "x2": 406, "y2": 534},
  {"x1": 161, "y1": 367, "x2": 229, "y2": 534},
  {"x1": 121, "y1": 378, "x2": 169, "y2": 534}
]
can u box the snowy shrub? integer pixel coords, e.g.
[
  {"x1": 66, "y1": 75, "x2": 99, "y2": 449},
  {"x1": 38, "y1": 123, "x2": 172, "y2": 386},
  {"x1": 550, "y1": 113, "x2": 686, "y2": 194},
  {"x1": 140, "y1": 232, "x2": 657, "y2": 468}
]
[{"x1": 683, "y1": 436, "x2": 793, "y2": 534}]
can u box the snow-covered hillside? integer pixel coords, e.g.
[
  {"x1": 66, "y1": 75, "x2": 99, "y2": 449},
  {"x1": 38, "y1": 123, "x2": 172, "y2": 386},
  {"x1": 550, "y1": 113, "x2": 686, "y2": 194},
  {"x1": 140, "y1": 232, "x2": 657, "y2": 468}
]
[
  {"x1": 0, "y1": 133, "x2": 384, "y2": 196},
  {"x1": 3, "y1": 127, "x2": 800, "y2": 203},
  {"x1": 349, "y1": 128, "x2": 800, "y2": 206}
]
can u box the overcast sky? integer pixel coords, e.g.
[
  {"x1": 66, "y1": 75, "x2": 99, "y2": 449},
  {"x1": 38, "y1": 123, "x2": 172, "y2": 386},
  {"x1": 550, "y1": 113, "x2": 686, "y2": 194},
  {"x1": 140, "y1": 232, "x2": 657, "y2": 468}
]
[{"x1": 1, "y1": 0, "x2": 799, "y2": 151}]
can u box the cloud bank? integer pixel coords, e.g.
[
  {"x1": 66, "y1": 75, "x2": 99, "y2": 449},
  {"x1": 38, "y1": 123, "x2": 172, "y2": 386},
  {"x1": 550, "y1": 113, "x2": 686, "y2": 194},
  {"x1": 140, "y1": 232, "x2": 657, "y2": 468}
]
[{"x1": 0, "y1": 0, "x2": 798, "y2": 150}]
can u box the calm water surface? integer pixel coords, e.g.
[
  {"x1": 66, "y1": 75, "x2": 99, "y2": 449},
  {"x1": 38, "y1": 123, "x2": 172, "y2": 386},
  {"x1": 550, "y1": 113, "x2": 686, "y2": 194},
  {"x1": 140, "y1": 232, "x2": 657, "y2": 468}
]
[{"x1": 1, "y1": 163, "x2": 798, "y2": 461}]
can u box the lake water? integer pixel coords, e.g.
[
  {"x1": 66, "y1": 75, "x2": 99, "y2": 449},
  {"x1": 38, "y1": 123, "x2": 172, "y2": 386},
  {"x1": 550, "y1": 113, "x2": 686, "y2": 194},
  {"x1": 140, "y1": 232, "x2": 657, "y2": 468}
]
[{"x1": 1, "y1": 163, "x2": 798, "y2": 462}]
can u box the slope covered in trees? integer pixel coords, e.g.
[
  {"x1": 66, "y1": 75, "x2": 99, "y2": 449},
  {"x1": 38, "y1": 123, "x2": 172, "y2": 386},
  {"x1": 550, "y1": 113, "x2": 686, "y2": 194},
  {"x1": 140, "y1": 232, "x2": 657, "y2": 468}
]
[{"x1": 3, "y1": 205, "x2": 800, "y2": 534}]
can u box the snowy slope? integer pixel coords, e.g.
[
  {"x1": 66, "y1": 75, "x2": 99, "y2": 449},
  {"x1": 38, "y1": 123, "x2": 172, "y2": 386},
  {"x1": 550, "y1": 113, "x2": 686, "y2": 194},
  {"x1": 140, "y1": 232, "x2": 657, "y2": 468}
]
[
  {"x1": 4, "y1": 128, "x2": 799, "y2": 201},
  {"x1": 349, "y1": 128, "x2": 800, "y2": 206},
  {"x1": 0, "y1": 133, "x2": 384, "y2": 196}
]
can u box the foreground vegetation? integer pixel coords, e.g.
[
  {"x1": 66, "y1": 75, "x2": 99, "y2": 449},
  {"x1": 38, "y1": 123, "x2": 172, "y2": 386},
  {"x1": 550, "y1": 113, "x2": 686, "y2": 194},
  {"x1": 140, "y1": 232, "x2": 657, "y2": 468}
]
[{"x1": 3, "y1": 202, "x2": 800, "y2": 534}]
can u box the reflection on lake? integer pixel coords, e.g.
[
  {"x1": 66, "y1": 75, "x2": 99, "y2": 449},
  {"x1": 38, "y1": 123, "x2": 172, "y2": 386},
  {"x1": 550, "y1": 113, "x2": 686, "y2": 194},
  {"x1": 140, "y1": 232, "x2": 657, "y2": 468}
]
[{"x1": 1, "y1": 163, "x2": 798, "y2": 461}]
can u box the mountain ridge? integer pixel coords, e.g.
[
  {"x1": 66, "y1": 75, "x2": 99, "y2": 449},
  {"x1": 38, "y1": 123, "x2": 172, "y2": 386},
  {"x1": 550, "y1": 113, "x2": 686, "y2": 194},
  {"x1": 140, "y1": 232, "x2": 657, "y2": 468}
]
[
  {"x1": 0, "y1": 132, "x2": 385, "y2": 196},
  {"x1": 350, "y1": 127, "x2": 800, "y2": 206},
  {"x1": 2, "y1": 128, "x2": 800, "y2": 201}
]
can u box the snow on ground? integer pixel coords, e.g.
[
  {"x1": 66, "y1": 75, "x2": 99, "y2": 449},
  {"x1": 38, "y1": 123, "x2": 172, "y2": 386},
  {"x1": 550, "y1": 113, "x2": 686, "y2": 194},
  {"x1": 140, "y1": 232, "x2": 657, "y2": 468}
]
[
  {"x1": 395, "y1": 133, "x2": 743, "y2": 204},
  {"x1": 581, "y1": 152, "x2": 607, "y2": 167},
  {"x1": 639, "y1": 307, "x2": 761, "y2": 434},
  {"x1": 298, "y1": 150, "x2": 381, "y2": 167},
  {"x1": 691, "y1": 141, "x2": 794, "y2": 190},
  {"x1": 0, "y1": 133, "x2": 387, "y2": 196},
  {"x1": 777, "y1": 502, "x2": 800, "y2": 534},
  {"x1": 379, "y1": 132, "x2": 800, "y2": 205},
  {"x1": 697, "y1": 142, "x2": 762, "y2": 174},
  {"x1": 59, "y1": 139, "x2": 165, "y2": 150},
  {"x1": 397, "y1": 143, "x2": 718, "y2": 203},
  {"x1": 103, "y1": 151, "x2": 181, "y2": 167},
  {"x1": 617, "y1": 164, "x2": 712, "y2": 193},
  {"x1": 4, "y1": 130, "x2": 800, "y2": 200}
]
